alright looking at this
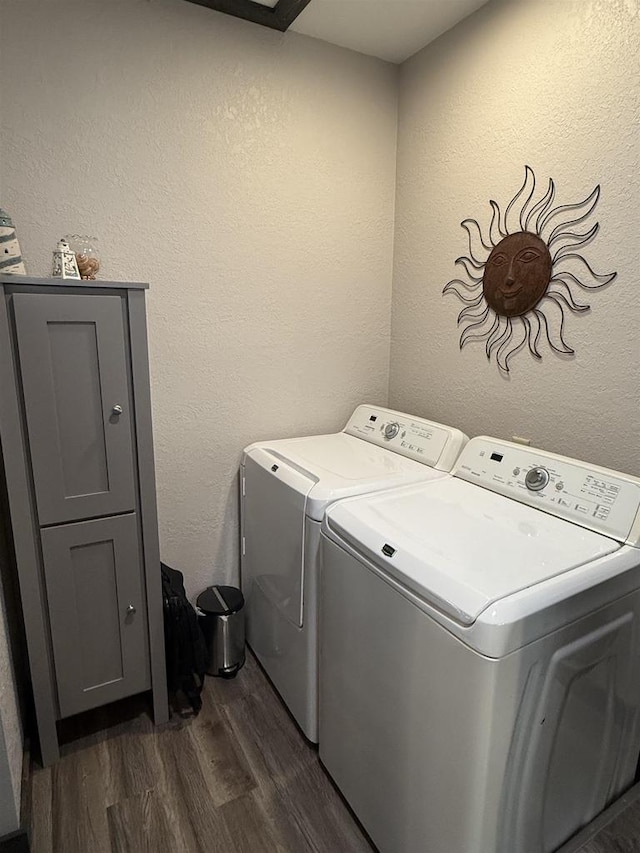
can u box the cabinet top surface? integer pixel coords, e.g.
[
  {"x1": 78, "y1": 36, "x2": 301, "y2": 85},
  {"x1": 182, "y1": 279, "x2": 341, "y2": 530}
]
[{"x1": 1, "y1": 275, "x2": 149, "y2": 290}]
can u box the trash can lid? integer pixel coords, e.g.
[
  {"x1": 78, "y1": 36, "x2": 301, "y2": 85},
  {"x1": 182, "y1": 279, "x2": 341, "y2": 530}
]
[{"x1": 197, "y1": 585, "x2": 244, "y2": 615}]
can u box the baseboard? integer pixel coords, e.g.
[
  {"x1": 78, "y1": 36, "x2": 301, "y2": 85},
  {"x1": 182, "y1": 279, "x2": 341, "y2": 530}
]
[{"x1": 0, "y1": 829, "x2": 29, "y2": 853}]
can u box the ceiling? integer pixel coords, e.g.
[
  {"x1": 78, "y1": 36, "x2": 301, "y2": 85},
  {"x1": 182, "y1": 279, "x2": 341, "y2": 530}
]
[
  {"x1": 290, "y1": 0, "x2": 491, "y2": 64},
  {"x1": 188, "y1": 0, "x2": 492, "y2": 65}
]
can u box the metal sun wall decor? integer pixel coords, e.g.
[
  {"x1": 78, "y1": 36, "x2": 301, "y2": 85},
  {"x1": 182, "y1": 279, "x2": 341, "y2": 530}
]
[{"x1": 442, "y1": 166, "x2": 617, "y2": 373}]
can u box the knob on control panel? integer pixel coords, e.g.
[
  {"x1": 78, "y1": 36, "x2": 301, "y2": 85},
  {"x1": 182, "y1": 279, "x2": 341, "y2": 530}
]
[
  {"x1": 384, "y1": 422, "x2": 400, "y2": 440},
  {"x1": 525, "y1": 466, "x2": 550, "y2": 492}
]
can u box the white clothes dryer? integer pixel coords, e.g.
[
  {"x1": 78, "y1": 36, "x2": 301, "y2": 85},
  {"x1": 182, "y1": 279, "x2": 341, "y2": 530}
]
[
  {"x1": 240, "y1": 405, "x2": 467, "y2": 742},
  {"x1": 319, "y1": 436, "x2": 640, "y2": 853}
]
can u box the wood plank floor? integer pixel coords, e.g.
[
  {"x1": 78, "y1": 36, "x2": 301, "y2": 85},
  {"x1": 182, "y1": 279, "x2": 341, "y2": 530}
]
[
  {"x1": 27, "y1": 652, "x2": 374, "y2": 853},
  {"x1": 25, "y1": 650, "x2": 640, "y2": 853}
]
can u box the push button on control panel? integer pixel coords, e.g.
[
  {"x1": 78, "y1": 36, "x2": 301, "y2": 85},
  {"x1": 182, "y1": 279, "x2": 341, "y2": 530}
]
[{"x1": 525, "y1": 466, "x2": 550, "y2": 492}]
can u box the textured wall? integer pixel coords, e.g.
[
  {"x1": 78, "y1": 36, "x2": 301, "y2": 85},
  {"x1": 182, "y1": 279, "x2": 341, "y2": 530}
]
[
  {"x1": 0, "y1": 0, "x2": 398, "y2": 597},
  {"x1": 390, "y1": 0, "x2": 640, "y2": 475}
]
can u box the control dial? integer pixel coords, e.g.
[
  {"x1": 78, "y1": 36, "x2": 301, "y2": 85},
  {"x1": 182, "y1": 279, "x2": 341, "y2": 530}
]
[
  {"x1": 383, "y1": 421, "x2": 400, "y2": 440},
  {"x1": 525, "y1": 466, "x2": 550, "y2": 492}
]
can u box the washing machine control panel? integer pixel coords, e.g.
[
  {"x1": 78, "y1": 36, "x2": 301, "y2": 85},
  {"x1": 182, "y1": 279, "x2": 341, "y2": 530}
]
[
  {"x1": 344, "y1": 405, "x2": 467, "y2": 471},
  {"x1": 455, "y1": 437, "x2": 640, "y2": 544}
]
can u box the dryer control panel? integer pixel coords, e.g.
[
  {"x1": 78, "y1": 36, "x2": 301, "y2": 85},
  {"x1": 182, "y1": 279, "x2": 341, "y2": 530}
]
[
  {"x1": 454, "y1": 437, "x2": 640, "y2": 546},
  {"x1": 343, "y1": 405, "x2": 467, "y2": 472}
]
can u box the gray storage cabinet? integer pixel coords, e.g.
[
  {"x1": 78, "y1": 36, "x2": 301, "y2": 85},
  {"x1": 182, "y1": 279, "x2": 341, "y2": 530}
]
[{"x1": 0, "y1": 276, "x2": 168, "y2": 765}]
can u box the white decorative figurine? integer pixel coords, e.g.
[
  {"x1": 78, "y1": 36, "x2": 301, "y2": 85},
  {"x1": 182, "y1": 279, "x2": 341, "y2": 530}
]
[
  {"x1": 0, "y1": 207, "x2": 26, "y2": 274},
  {"x1": 52, "y1": 239, "x2": 81, "y2": 279}
]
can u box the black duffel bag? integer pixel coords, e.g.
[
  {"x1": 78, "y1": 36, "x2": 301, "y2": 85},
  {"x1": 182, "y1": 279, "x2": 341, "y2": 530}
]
[{"x1": 161, "y1": 562, "x2": 207, "y2": 714}]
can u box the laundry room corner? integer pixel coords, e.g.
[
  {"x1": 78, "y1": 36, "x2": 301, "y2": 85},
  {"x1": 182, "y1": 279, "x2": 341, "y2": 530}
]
[
  {"x1": 4, "y1": 0, "x2": 640, "y2": 848},
  {"x1": 388, "y1": 0, "x2": 640, "y2": 477}
]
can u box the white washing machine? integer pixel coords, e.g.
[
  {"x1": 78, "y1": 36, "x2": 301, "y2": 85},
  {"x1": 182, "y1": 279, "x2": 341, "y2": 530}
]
[
  {"x1": 240, "y1": 404, "x2": 468, "y2": 742},
  {"x1": 319, "y1": 436, "x2": 640, "y2": 853}
]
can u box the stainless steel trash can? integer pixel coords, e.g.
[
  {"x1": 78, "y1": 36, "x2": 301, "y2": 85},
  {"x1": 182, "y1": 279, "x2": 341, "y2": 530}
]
[{"x1": 196, "y1": 585, "x2": 245, "y2": 678}]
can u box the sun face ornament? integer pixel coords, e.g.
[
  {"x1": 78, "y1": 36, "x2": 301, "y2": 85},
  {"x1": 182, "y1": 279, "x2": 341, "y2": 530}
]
[{"x1": 443, "y1": 166, "x2": 617, "y2": 373}]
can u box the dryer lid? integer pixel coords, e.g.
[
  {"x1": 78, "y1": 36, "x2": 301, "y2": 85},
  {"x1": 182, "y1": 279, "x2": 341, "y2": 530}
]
[
  {"x1": 245, "y1": 433, "x2": 448, "y2": 521},
  {"x1": 323, "y1": 477, "x2": 621, "y2": 625}
]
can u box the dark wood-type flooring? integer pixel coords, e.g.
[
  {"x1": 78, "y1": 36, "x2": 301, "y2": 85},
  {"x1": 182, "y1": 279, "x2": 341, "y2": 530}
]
[
  {"x1": 24, "y1": 651, "x2": 640, "y2": 853},
  {"x1": 25, "y1": 652, "x2": 373, "y2": 853}
]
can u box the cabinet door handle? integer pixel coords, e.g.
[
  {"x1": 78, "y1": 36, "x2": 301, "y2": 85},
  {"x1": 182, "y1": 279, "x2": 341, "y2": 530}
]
[
  {"x1": 112, "y1": 405, "x2": 123, "y2": 416},
  {"x1": 126, "y1": 604, "x2": 136, "y2": 615}
]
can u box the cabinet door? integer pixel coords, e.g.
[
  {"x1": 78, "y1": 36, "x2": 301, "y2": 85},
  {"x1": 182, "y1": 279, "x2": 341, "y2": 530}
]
[
  {"x1": 40, "y1": 513, "x2": 150, "y2": 718},
  {"x1": 12, "y1": 293, "x2": 135, "y2": 525}
]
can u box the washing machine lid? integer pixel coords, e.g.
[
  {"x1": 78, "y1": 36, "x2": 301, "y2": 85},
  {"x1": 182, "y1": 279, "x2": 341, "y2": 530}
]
[
  {"x1": 245, "y1": 433, "x2": 449, "y2": 521},
  {"x1": 324, "y1": 478, "x2": 622, "y2": 626}
]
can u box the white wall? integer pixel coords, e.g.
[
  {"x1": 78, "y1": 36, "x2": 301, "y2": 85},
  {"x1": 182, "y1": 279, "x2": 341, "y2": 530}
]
[
  {"x1": 390, "y1": 0, "x2": 640, "y2": 476},
  {"x1": 0, "y1": 0, "x2": 398, "y2": 597}
]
